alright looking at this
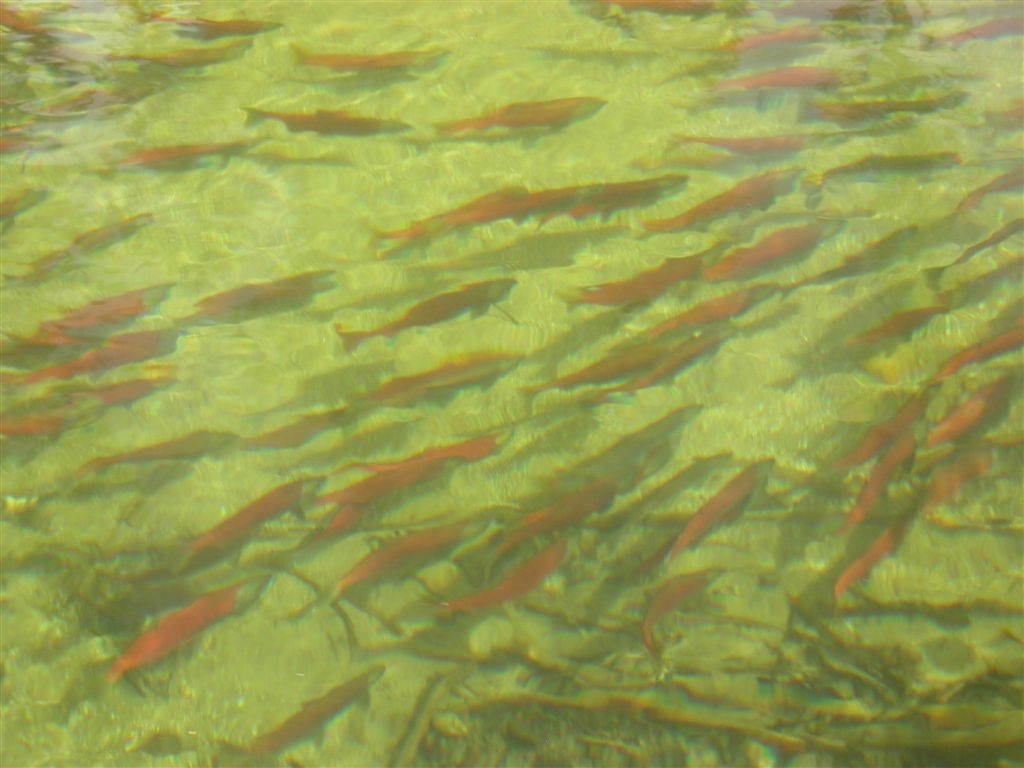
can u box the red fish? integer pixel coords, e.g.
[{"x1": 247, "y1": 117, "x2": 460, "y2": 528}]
[
  {"x1": 119, "y1": 140, "x2": 257, "y2": 170},
  {"x1": 441, "y1": 537, "x2": 568, "y2": 612},
  {"x1": 80, "y1": 430, "x2": 237, "y2": 475},
  {"x1": 185, "y1": 478, "x2": 318, "y2": 567},
  {"x1": 573, "y1": 250, "x2": 706, "y2": 307},
  {"x1": 437, "y1": 97, "x2": 605, "y2": 136},
  {"x1": 334, "y1": 278, "x2": 515, "y2": 351},
  {"x1": 532, "y1": 338, "x2": 671, "y2": 393},
  {"x1": 600, "y1": 328, "x2": 727, "y2": 397},
  {"x1": 642, "y1": 571, "x2": 711, "y2": 655},
  {"x1": 147, "y1": 12, "x2": 281, "y2": 40},
  {"x1": 0, "y1": 408, "x2": 69, "y2": 437},
  {"x1": 839, "y1": 433, "x2": 916, "y2": 534},
  {"x1": 368, "y1": 355, "x2": 517, "y2": 406},
  {"x1": 844, "y1": 296, "x2": 950, "y2": 349},
  {"x1": 803, "y1": 225, "x2": 919, "y2": 288},
  {"x1": 937, "y1": 17, "x2": 1023, "y2": 47},
  {"x1": 247, "y1": 667, "x2": 384, "y2": 755},
  {"x1": 925, "y1": 375, "x2": 1015, "y2": 449},
  {"x1": 498, "y1": 478, "x2": 616, "y2": 555},
  {"x1": 714, "y1": 66, "x2": 844, "y2": 92},
  {"x1": 107, "y1": 576, "x2": 267, "y2": 682},
  {"x1": 0, "y1": 187, "x2": 47, "y2": 223},
  {"x1": 244, "y1": 107, "x2": 409, "y2": 136},
  {"x1": 932, "y1": 317, "x2": 1024, "y2": 382},
  {"x1": 20, "y1": 328, "x2": 178, "y2": 384},
  {"x1": 113, "y1": 39, "x2": 252, "y2": 68},
  {"x1": 184, "y1": 270, "x2": 334, "y2": 325},
  {"x1": 357, "y1": 434, "x2": 499, "y2": 474},
  {"x1": 665, "y1": 460, "x2": 772, "y2": 562},
  {"x1": 24, "y1": 283, "x2": 171, "y2": 348},
  {"x1": 724, "y1": 25, "x2": 821, "y2": 53},
  {"x1": 648, "y1": 284, "x2": 776, "y2": 338},
  {"x1": 670, "y1": 135, "x2": 807, "y2": 154},
  {"x1": 294, "y1": 46, "x2": 446, "y2": 72},
  {"x1": 644, "y1": 170, "x2": 797, "y2": 233},
  {"x1": 813, "y1": 152, "x2": 960, "y2": 187},
  {"x1": 835, "y1": 390, "x2": 930, "y2": 469},
  {"x1": 21, "y1": 213, "x2": 154, "y2": 281},
  {"x1": 834, "y1": 519, "x2": 908, "y2": 602},
  {"x1": 703, "y1": 221, "x2": 825, "y2": 282},
  {"x1": 330, "y1": 522, "x2": 467, "y2": 600}
]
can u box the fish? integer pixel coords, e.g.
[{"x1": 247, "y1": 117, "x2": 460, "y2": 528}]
[
  {"x1": 932, "y1": 316, "x2": 1024, "y2": 382},
  {"x1": 703, "y1": 221, "x2": 826, "y2": 282},
  {"x1": 357, "y1": 434, "x2": 499, "y2": 474},
  {"x1": 573, "y1": 250, "x2": 706, "y2": 307},
  {"x1": 798, "y1": 224, "x2": 918, "y2": 287},
  {"x1": 925, "y1": 375, "x2": 1015, "y2": 449},
  {"x1": 834, "y1": 518, "x2": 909, "y2": 602},
  {"x1": 19, "y1": 328, "x2": 178, "y2": 385},
  {"x1": 670, "y1": 135, "x2": 807, "y2": 154},
  {"x1": 20, "y1": 213, "x2": 154, "y2": 281},
  {"x1": 113, "y1": 39, "x2": 252, "y2": 68},
  {"x1": 642, "y1": 571, "x2": 711, "y2": 655},
  {"x1": 437, "y1": 97, "x2": 605, "y2": 136},
  {"x1": 648, "y1": 284, "x2": 777, "y2": 338},
  {"x1": 367, "y1": 355, "x2": 517, "y2": 406},
  {"x1": 146, "y1": 12, "x2": 281, "y2": 40},
  {"x1": 532, "y1": 337, "x2": 672, "y2": 393},
  {"x1": 184, "y1": 478, "x2": 320, "y2": 569},
  {"x1": 844, "y1": 295, "x2": 950, "y2": 349},
  {"x1": 839, "y1": 433, "x2": 916, "y2": 534},
  {"x1": 293, "y1": 46, "x2": 446, "y2": 72},
  {"x1": 812, "y1": 152, "x2": 960, "y2": 187},
  {"x1": 119, "y1": 140, "x2": 257, "y2": 171},
  {"x1": 954, "y1": 166, "x2": 1024, "y2": 215},
  {"x1": 811, "y1": 92, "x2": 967, "y2": 124},
  {"x1": 0, "y1": 408, "x2": 70, "y2": 437},
  {"x1": 329, "y1": 522, "x2": 468, "y2": 601},
  {"x1": 72, "y1": 375, "x2": 175, "y2": 407},
  {"x1": 335, "y1": 278, "x2": 515, "y2": 351},
  {"x1": 600, "y1": 327, "x2": 727, "y2": 397},
  {"x1": 247, "y1": 667, "x2": 384, "y2": 755},
  {"x1": 184, "y1": 270, "x2": 334, "y2": 325},
  {"x1": 723, "y1": 25, "x2": 821, "y2": 53},
  {"x1": 498, "y1": 478, "x2": 616, "y2": 555},
  {"x1": 548, "y1": 174, "x2": 690, "y2": 221},
  {"x1": 244, "y1": 407, "x2": 350, "y2": 450},
  {"x1": 0, "y1": 188, "x2": 47, "y2": 224},
  {"x1": 923, "y1": 444, "x2": 994, "y2": 522},
  {"x1": 79, "y1": 430, "x2": 238, "y2": 475},
  {"x1": 664, "y1": 459, "x2": 773, "y2": 562},
  {"x1": 937, "y1": 17, "x2": 1023, "y2": 47},
  {"x1": 944, "y1": 217, "x2": 1024, "y2": 271},
  {"x1": 835, "y1": 390, "x2": 930, "y2": 469},
  {"x1": 107, "y1": 576, "x2": 268, "y2": 682},
  {"x1": 441, "y1": 537, "x2": 568, "y2": 612},
  {"x1": 244, "y1": 107, "x2": 410, "y2": 136},
  {"x1": 714, "y1": 66, "x2": 845, "y2": 92},
  {"x1": 645, "y1": 169, "x2": 798, "y2": 233}
]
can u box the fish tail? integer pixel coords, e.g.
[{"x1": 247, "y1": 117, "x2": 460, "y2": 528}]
[{"x1": 333, "y1": 324, "x2": 367, "y2": 352}]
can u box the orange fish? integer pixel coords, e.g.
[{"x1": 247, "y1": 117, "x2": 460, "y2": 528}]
[
  {"x1": 24, "y1": 283, "x2": 171, "y2": 348},
  {"x1": 670, "y1": 135, "x2": 807, "y2": 154},
  {"x1": 113, "y1": 39, "x2": 252, "y2": 68},
  {"x1": 549, "y1": 174, "x2": 689, "y2": 221},
  {"x1": 642, "y1": 571, "x2": 711, "y2": 655},
  {"x1": 932, "y1": 317, "x2": 1024, "y2": 382},
  {"x1": 839, "y1": 433, "x2": 916, "y2": 534},
  {"x1": 811, "y1": 92, "x2": 967, "y2": 124},
  {"x1": 185, "y1": 478, "x2": 319, "y2": 568},
  {"x1": 0, "y1": 408, "x2": 69, "y2": 437},
  {"x1": 293, "y1": 46, "x2": 446, "y2": 72},
  {"x1": 844, "y1": 295, "x2": 950, "y2": 349},
  {"x1": 599, "y1": 327, "x2": 727, "y2": 397},
  {"x1": 147, "y1": 12, "x2": 281, "y2": 40},
  {"x1": 20, "y1": 328, "x2": 178, "y2": 384},
  {"x1": 73, "y1": 375, "x2": 175, "y2": 407},
  {"x1": 442, "y1": 538, "x2": 568, "y2": 612},
  {"x1": 498, "y1": 478, "x2": 616, "y2": 555},
  {"x1": 703, "y1": 221, "x2": 825, "y2": 282},
  {"x1": 184, "y1": 270, "x2": 334, "y2": 325},
  {"x1": 244, "y1": 107, "x2": 409, "y2": 136},
  {"x1": 329, "y1": 522, "x2": 467, "y2": 601},
  {"x1": 724, "y1": 25, "x2": 820, "y2": 53},
  {"x1": 357, "y1": 434, "x2": 499, "y2": 474},
  {"x1": 835, "y1": 390, "x2": 929, "y2": 470},
  {"x1": 119, "y1": 140, "x2": 257, "y2": 171},
  {"x1": 437, "y1": 97, "x2": 605, "y2": 136},
  {"x1": 107, "y1": 576, "x2": 268, "y2": 682},
  {"x1": 925, "y1": 375, "x2": 1015, "y2": 449},
  {"x1": 833, "y1": 519, "x2": 908, "y2": 602},
  {"x1": 645, "y1": 170, "x2": 797, "y2": 233},
  {"x1": 714, "y1": 66, "x2": 844, "y2": 92},
  {"x1": 79, "y1": 430, "x2": 238, "y2": 475},
  {"x1": 574, "y1": 250, "x2": 706, "y2": 307},
  {"x1": 368, "y1": 355, "x2": 517, "y2": 406},
  {"x1": 247, "y1": 667, "x2": 384, "y2": 756},
  {"x1": 648, "y1": 284, "x2": 776, "y2": 338},
  {"x1": 937, "y1": 17, "x2": 1023, "y2": 47},
  {"x1": 335, "y1": 278, "x2": 515, "y2": 351},
  {"x1": 665, "y1": 460, "x2": 772, "y2": 562}
]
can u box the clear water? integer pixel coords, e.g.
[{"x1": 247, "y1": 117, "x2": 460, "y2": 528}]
[{"x1": 1, "y1": 1, "x2": 1022, "y2": 766}]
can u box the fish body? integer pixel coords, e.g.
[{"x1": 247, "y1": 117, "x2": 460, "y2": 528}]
[
  {"x1": 107, "y1": 576, "x2": 267, "y2": 682},
  {"x1": 185, "y1": 270, "x2": 334, "y2": 325},
  {"x1": 147, "y1": 13, "x2": 281, "y2": 40},
  {"x1": 704, "y1": 221, "x2": 825, "y2": 282},
  {"x1": 438, "y1": 97, "x2": 605, "y2": 135},
  {"x1": 925, "y1": 376, "x2": 1014, "y2": 449},
  {"x1": 244, "y1": 107, "x2": 409, "y2": 136},
  {"x1": 442, "y1": 538, "x2": 568, "y2": 612},
  {"x1": 672, "y1": 135, "x2": 807, "y2": 154},
  {"x1": 368, "y1": 355, "x2": 516, "y2": 406},
  {"x1": 498, "y1": 478, "x2": 616, "y2": 555},
  {"x1": 114, "y1": 39, "x2": 252, "y2": 67},
  {"x1": 120, "y1": 140, "x2": 256, "y2": 170},
  {"x1": 648, "y1": 284, "x2": 775, "y2": 338},
  {"x1": 294, "y1": 46, "x2": 446, "y2": 72},
  {"x1": 834, "y1": 519, "x2": 908, "y2": 601},
  {"x1": 714, "y1": 66, "x2": 844, "y2": 92},
  {"x1": 840, "y1": 433, "x2": 916, "y2": 534},
  {"x1": 80, "y1": 430, "x2": 237, "y2": 475},
  {"x1": 22, "y1": 213, "x2": 154, "y2": 281},
  {"x1": 932, "y1": 319, "x2": 1024, "y2": 382},
  {"x1": 642, "y1": 572, "x2": 710, "y2": 654},
  {"x1": 645, "y1": 169, "x2": 797, "y2": 232},
  {"x1": 835, "y1": 391, "x2": 929, "y2": 469},
  {"x1": 21, "y1": 328, "x2": 177, "y2": 384},
  {"x1": 575, "y1": 251, "x2": 705, "y2": 306}
]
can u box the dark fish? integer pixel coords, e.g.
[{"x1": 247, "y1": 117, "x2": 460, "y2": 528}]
[
  {"x1": 294, "y1": 46, "x2": 446, "y2": 72},
  {"x1": 840, "y1": 433, "x2": 916, "y2": 534},
  {"x1": 714, "y1": 66, "x2": 845, "y2": 92},
  {"x1": 20, "y1": 213, "x2": 154, "y2": 281},
  {"x1": 573, "y1": 250, "x2": 706, "y2": 307},
  {"x1": 248, "y1": 667, "x2": 384, "y2": 755},
  {"x1": 244, "y1": 107, "x2": 410, "y2": 136},
  {"x1": 184, "y1": 270, "x2": 334, "y2": 325},
  {"x1": 442, "y1": 538, "x2": 568, "y2": 612},
  {"x1": 642, "y1": 571, "x2": 711, "y2": 655},
  {"x1": 704, "y1": 221, "x2": 826, "y2": 282},
  {"x1": 368, "y1": 355, "x2": 517, "y2": 406},
  {"x1": 119, "y1": 140, "x2": 257, "y2": 171},
  {"x1": 113, "y1": 39, "x2": 252, "y2": 68},
  {"x1": 437, "y1": 97, "x2": 605, "y2": 136},
  {"x1": 79, "y1": 430, "x2": 238, "y2": 474},
  {"x1": 20, "y1": 328, "x2": 178, "y2": 384},
  {"x1": 147, "y1": 12, "x2": 281, "y2": 40}
]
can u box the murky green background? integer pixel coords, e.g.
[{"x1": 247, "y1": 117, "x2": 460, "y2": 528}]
[{"x1": 2, "y1": 1, "x2": 1022, "y2": 766}]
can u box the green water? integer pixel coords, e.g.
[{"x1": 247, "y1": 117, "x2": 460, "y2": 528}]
[{"x1": 1, "y1": 1, "x2": 1022, "y2": 766}]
